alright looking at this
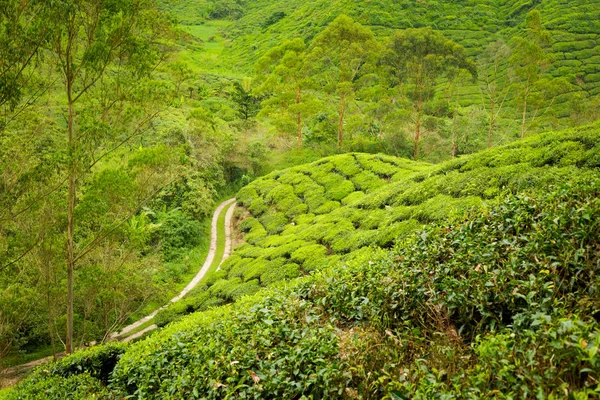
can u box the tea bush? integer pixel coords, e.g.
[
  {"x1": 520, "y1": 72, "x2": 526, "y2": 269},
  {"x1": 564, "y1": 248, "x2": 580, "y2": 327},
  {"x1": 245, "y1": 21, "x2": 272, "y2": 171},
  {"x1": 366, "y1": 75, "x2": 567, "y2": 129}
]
[
  {"x1": 156, "y1": 126, "x2": 600, "y2": 327},
  {"x1": 104, "y1": 179, "x2": 600, "y2": 397},
  {"x1": 7, "y1": 125, "x2": 600, "y2": 399}
]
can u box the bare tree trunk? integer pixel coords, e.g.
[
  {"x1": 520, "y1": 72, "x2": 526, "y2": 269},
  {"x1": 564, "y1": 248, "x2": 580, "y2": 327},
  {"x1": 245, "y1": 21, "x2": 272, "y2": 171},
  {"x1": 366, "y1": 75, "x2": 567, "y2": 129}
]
[
  {"x1": 521, "y1": 98, "x2": 527, "y2": 139},
  {"x1": 414, "y1": 119, "x2": 420, "y2": 159},
  {"x1": 521, "y1": 79, "x2": 530, "y2": 139},
  {"x1": 452, "y1": 92, "x2": 459, "y2": 158},
  {"x1": 338, "y1": 92, "x2": 345, "y2": 151},
  {"x1": 47, "y1": 287, "x2": 56, "y2": 360},
  {"x1": 488, "y1": 97, "x2": 495, "y2": 148},
  {"x1": 66, "y1": 97, "x2": 75, "y2": 355},
  {"x1": 296, "y1": 87, "x2": 302, "y2": 149}
]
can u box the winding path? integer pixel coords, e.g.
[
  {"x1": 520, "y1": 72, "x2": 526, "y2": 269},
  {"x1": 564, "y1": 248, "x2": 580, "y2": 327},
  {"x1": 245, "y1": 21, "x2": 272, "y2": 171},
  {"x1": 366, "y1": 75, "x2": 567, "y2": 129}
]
[
  {"x1": 113, "y1": 198, "x2": 237, "y2": 341},
  {"x1": 0, "y1": 198, "x2": 237, "y2": 385}
]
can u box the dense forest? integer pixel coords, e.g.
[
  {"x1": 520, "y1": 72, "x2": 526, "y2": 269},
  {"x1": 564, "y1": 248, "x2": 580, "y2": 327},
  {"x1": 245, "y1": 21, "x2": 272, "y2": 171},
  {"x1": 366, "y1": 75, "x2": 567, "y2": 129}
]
[{"x1": 1, "y1": 0, "x2": 599, "y2": 398}]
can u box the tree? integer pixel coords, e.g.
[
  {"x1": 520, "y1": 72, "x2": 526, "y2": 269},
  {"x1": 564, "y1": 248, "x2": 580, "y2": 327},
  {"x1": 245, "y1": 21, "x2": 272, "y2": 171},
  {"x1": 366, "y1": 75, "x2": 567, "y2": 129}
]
[
  {"x1": 256, "y1": 38, "x2": 320, "y2": 148},
  {"x1": 384, "y1": 27, "x2": 476, "y2": 159},
  {"x1": 46, "y1": 0, "x2": 170, "y2": 354},
  {"x1": 479, "y1": 39, "x2": 512, "y2": 148},
  {"x1": 309, "y1": 15, "x2": 378, "y2": 150},
  {"x1": 509, "y1": 10, "x2": 553, "y2": 139},
  {"x1": 231, "y1": 77, "x2": 260, "y2": 122}
]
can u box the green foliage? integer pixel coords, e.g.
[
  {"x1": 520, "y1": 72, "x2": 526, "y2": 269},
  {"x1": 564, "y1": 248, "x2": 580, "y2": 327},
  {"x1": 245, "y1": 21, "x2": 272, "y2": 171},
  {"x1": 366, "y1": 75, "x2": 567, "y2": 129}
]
[
  {"x1": 154, "y1": 209, "x2": 204, "y2": 261},
  {"x1": 260, "y1": 263, "x2": 300, "y2": 286},
  {"x1": 157, "y1": 128, "x2": 600, "y2": 327},
  {"x1": 8, "y1": 124, "x2": 600, "y2": 399},
  {"x1": 6, "y1": 342, "x2": 127, "y2": 398},
  {"x1": 2, "y1": 373, "x2": 108, "y2": 400},
  {"x1": 110, "y1": 296, "x2": 348, "y2": 399}
]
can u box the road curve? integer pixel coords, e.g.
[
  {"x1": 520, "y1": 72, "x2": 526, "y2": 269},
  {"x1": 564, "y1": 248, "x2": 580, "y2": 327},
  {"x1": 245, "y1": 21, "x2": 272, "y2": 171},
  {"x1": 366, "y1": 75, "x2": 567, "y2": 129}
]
[
  {"x1": 112, "y1": 197, "x2": 237, "y2": 339},
  {"x1": 1, "y1": 198, "x2": 237, "y2": 385}
]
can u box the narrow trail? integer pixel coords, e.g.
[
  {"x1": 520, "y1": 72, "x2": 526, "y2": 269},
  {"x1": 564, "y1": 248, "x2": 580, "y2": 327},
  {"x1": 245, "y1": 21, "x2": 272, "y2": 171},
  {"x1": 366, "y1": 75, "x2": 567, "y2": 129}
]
[
  {"x1": 112, "y1": 197, "x2": 236, "y2": 341},
  {"x1": 0, "y1": 198, "x2": 237, "y2": 387}
]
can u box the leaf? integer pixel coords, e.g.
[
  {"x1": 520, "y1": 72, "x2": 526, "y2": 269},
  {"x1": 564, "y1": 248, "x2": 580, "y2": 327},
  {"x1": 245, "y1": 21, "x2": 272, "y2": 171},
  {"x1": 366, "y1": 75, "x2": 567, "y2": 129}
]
[{"x1": 249, "y1": 370, "x2": 261, "y2": 384}]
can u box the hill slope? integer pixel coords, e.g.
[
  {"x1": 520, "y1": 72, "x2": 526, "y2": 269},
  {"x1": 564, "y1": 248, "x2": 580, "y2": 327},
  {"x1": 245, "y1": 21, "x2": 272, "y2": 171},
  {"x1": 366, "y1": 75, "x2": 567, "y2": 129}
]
[
  {"x1": 4, "y1": 123, "x2": 600, "y2": 399},
  {"x1": 219, "y1": 0, "x2": 600, "y2": 99}
]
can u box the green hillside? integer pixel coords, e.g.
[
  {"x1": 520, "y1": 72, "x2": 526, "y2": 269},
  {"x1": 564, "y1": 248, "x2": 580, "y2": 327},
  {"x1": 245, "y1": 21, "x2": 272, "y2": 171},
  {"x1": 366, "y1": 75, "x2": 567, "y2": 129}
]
[
  {"x1": 154, "y1": 0, "x2": 600, "y2": 162},
  {"x1": 2, "y1": 0, "x2": 600, "y2": 397},
  {"x1": 152, "y1": 121, "x2": 599, "y2": 327},
  {"x1": 201, "y1": 0, "x2": 600, "y2": 98},
  {"x1": 5, "y1": 123, "x2": 599, "y2": 399}
]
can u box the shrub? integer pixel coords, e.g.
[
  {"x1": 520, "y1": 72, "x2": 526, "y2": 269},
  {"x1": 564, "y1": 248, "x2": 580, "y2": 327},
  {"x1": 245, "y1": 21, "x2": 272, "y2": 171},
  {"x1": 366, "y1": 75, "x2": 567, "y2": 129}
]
[
  {"x1": 351, "y1": 170, "x2": 386, "y2": 192},
  {"x1": 260, "y1": 263, "x2": 301, "y2": 286},
  {"x1": 331, "y1": 230, "x2": 379, "y2": 253},
  {"x1": 259, "y1": 211, "x2": 288, "y2": 234},
  {"x1": 302, "y1": 183, "x2": 327, "y2": 211},
  {"x1": 219, "y1": 254, "x2": 243, "y2": 272},
  {"x1": 21, "y1": 342, "x2": 127, "y2": 386},
  {"x1": 331, "y1": 154, "x2": 362, "y2": 176},
  {"x1": 155, "y1": 209, "x2": 204, "y2": 261},
  {"x1": 238, "y1": 217, "x2": 260, "y2": 233},
  {"x1": 110, "y1": 296, "x2": 348, "y2": 399},
  {"x1": 248, "y1": 197, "x2": 268, "y2": 216},
  {"x1": 210, "y1": 278, "x2": 244, "y2": 300},
  {"x1": 315, "y1": 200, "x2": 340, "y2": 214},
  {"x1": 290, "y1": 244, "x2": 328, "y2": 267},
  {"x1": 230, "y1": 279, "x2": 260, "y2": 300},
  {"x1": 341, "y1": 190, "x2": 365, "y2": 205},
  {"x1": 4, "y1": 373, "x2": 108, "y2": 400}
]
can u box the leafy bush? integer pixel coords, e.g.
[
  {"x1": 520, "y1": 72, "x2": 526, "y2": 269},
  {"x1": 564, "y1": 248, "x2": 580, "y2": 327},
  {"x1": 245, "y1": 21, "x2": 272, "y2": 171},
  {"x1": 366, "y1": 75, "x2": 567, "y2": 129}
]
[
  {"x1": 260, "y1": 263, "x2": 300, "y2": 286},
  {"x1": 154, "y1": 209, "x2": 204, "y2": 261},
  {"x1": 6, "y1": 342, "x2": 128, "y2": 398},
  {"x1": 259, "y1": 211, "x2": 288, "y2": 234},
  {"x1": 3, "y1": 373, "x2": 108, "y2": 400},
  {"x1": 110, "y1": 296, "x2": 349, "y2": 399}
]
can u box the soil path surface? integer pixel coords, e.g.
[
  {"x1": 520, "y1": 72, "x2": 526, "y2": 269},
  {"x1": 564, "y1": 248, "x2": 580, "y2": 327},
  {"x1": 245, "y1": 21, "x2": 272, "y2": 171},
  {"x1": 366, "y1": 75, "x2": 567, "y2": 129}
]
[{"x1": 0, "y1": 198, "x2": 237, "y2": 387}]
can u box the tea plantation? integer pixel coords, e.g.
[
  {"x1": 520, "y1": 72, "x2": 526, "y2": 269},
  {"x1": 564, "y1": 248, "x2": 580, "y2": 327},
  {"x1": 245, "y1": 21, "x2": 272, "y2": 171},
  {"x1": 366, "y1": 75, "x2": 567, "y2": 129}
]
[
  {"x1": 215, "y1": 0, "x2": 600, "y2": 108},
  {"x1": 153, "y1": 121, "x2": 600, "y2": 327},
  {"x1": 3, "y1": 122, "x2": 600, "y2": 399}
]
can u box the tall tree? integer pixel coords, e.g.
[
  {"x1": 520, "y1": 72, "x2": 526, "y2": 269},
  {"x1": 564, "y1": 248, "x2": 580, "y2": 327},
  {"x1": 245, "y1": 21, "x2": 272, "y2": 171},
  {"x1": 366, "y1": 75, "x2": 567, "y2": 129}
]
[
  {"x1": 479, "y1": 39, "x2": 511, "y2": 148},
  {"x1": 309, "y1": 15, "x2": 377, "y2": 150},
  {"x1": 46, "y1": 0, "x2": 170, "y2": 354},
  {"x1": 385, "y1": 27, "x2": 476, "y2": 159},
  {"x1": 256, "y1": 38, "x2": 319, "y2": 148},
  {"x1": 509, "y1": 10, "x2": 552, "y2": 139}
]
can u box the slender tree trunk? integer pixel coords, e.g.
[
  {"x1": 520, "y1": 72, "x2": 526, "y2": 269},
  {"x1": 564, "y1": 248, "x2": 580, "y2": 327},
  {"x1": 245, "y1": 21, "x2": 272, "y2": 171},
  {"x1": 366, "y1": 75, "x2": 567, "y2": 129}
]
[
  {"x1": 521, "y1": 79, "x2": 530, "y2": 139},
  {"x1": 414, "y1": 90, "x2": 423, "y2": 159},
  {"x1": 47, "y1": 286, "x2": 56, "y2": 360},
  {"x1": 488, "y1": 96, "x2": 495, "y2": 148},
  {"x1": 66, "y1": 96, "x2": 75, "y2": 355},
  {"x1": 296, "y1": 87, "x2": 302, "y2": 148},
  {"x1": 451, "y1": 91, "x2": 459, "y2": 158},
  {"x1": 338, "y1": 92, "x2": 345, "y2": 151},
  {"x1": 413, "y1": 69, "x2": 423, "y2": 159},
  {"x1": 521, "y1": 98, "x2": 527, "y2": 139},
  {"x1": 414, "y1": 112, "x2": 421, "y2": 159}
]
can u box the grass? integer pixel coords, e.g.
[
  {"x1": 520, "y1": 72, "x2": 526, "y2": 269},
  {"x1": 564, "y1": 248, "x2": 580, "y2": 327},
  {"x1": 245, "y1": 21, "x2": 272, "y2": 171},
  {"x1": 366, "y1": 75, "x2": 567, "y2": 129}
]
[
  {"x1": 1, "y1": 345, "x2": 55, "y2": 369},
  {"x1": 178, "y1": 20, "x2": 242, "y2": 77}
]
